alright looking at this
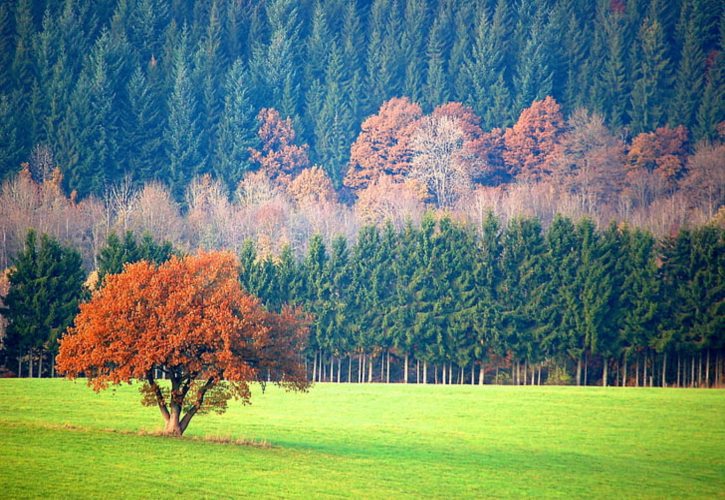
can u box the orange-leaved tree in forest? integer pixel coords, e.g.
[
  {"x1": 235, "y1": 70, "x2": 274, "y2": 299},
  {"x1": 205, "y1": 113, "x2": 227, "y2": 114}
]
[
  {"x1": 503, "y1": 96, "x2": 566, "y2": 183},
  {"x1": 344, "y1": 97, "x2": 423, "y2": 191},
  {"x1": 56, "y1": 251, "x2": 310, "y2": 436},
  {"x1": 249, "y1": 108, "x2": 310, "y2": 185}
]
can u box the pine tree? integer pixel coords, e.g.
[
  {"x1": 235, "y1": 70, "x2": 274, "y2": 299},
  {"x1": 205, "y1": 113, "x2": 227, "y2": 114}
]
[
  {"x1": 463, "y1": 1, "x2": 513, "y2": 128},
  {"x1": 125, "y1": 64, "x2": 166, "y2": 186},
  {"x1": 629, "y1": 18, "x2": 672, "y2": 134},
  {"x1": 214, "y1": 60, "x2": 256, "y2": 192},
  {"x1": 164, "y1": 26, "x2": 203, "y2": 200},
  {"x1": 422, "y1": 9, "x2": 449, "y2": 111},
  {"x1": 670, "y1": 0, "x2": 706, "y2": 129},
  {"x1": 400, "y1": 0, "x2": 428, "y2": 104},
  {"x1": 513, "y1": 9, "x2": 553, "y2": 114},
  {"x1": 694, "y1": 15, "x2": 724, "y2": 141},
  {"x1": 0, "y1": 94, "x2": 21, "y2": 180},
  {"x1": 4, "y1": 230, "x2": 85, "y2": 376},
  {"x1": 191, "y1": 0, "x2": 224, "y2": 170},
  {"x1": 316, "y1": 42, "x2": 353, "y2": 187}
]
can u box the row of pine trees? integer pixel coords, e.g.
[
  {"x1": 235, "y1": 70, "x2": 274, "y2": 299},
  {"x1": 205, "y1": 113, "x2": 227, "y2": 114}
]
[
  {"x1": 5, "y1": 213, "x2": 721, "y2": 387},
  {"x1": 2, "y1": 0, "x2": 723, "y2": 196}
]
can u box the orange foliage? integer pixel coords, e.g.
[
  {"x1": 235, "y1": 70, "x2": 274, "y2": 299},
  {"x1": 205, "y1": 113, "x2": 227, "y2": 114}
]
[
  {"x1": 57, "y1": 251, "x2": 309, "y2": 435},
  {"x1": 249, "y1": 108, "x2": 310, "y2": 185},
  {"x1": 287, "y1": 166, "x2": 337, "y2": 205},
  {"x1": 627, "y1": 125, "x2": 689, "y2": 185},
  {"x1": 344, "y1": 97, "x2": 423, "y2": 191},
  {"x1": 503, "y1": 96, "x2": 566, "y2": 183},
  {"x1": 430, "y1": 102, "x2": 483, "y2": 141}
]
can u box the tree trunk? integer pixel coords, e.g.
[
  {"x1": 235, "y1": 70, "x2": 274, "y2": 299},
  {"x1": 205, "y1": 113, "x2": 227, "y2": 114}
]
[
  {"x1": 416, "y1": 358, "x2": 420, "y2": 384},
  {"x1": 404, "y1": 354, "x2": 409, "y2": 384},
  {"x1": 676, "y1": 354, "x2": 681, "y2": 387},
  {"x1": 576, "y1": 357, "x2": 581, "y2": 386},
  {"x1": 602, "y1": 358, "x2": 608, "y2": 387},
  {"x1": 615, "y1": 360, "x2": 620, "y2": 387},
  {"x1": 623, "y1": 355, "x2": 627, "y2": 387},
  {"x1": 312, "y1": 351, "x2": 318, "y2": 382},
  {"x1": 698, "y1": 352, "x2": 703, "y2": 387},
  {"x1": 471, "y1": 364, "x2": 475, "y2": 385},
  {"x1": 368, "y1": 357, "x2": 373, "y2": 383},
  {"x1": 537, "y1": 364, "x2": 542, "y2": 385},
  {"x1": 584, "y1": 353, "x2": 588, "y2": 386},
  {"x1": 338, "y1": 357, "x2": 342, "y2": 383},
  {"x1": 29, "y1": 352, "x2": 33, "y2": 378},
  {"x1": 644, "y1": 354, "x2": 648, "y2": 387},
  {"x1": 479, "y1": 362, "x2": 484, "y2": 385},
  {"x1": 18, "y1": 356, "x2": 22, "y2": 378},
  {"x1": 423, "y1": 361, "x2": 427, "y2": 384},
  {"x1": 39, "y1": 351, "x2": 44, "y2": 378},
  {"x1": 662, "y1": 352, "x2": 667, "y2": 388},
  {"x1": 386, "y1": 350, "x2": 390, "y2": 383},
  {"x1": 348, "y1": 356, "x2": 352, "y2": 383},
  {"x1": 691, "y1": 355, "x2": 695, "y2": 388},
  {"x1": 51, "y1": 356, "x2": 55, "y2": 378}
]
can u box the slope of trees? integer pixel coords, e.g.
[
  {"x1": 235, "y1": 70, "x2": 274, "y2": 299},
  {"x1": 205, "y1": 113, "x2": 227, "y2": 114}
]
[{"x1": 0, "y1": 0, "x2": 722, "y2": 196}]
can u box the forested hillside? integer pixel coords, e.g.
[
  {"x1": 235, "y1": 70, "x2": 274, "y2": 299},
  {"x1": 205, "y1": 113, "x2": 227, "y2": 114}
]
[
  {"x1": 0, "y1": 0, "x2": 723, "y2": 386},
  {"x1": 0, "y1": 0, "x2": 723, "y2": 196}
]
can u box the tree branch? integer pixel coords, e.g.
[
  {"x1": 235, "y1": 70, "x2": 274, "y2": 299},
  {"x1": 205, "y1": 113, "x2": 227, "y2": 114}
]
[
  {"x1": 146, "y1": 371, "x2": 170, "y2": 422},
  {"x1": 179, "y1": 377, "x2": 215, "y2": 433}
]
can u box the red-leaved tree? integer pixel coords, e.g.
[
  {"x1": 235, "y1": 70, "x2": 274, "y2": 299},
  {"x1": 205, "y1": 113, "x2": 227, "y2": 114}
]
[
  {"x1": 344, "y1": 97, "x2": 423, "y2": 191},
  {"x1": 249, "y1": 108, "x2": 310, "y2": 185},
  {"x1": 503, "y1": 96, "x2": 566, "y2": 182},
  {"x1": 56, "y1": 251, "x2": 309, "y2": 436}
]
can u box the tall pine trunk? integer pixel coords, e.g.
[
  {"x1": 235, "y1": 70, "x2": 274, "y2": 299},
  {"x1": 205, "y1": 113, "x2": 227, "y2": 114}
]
[
  {"x1": 404, "y1": 354, "x2": 409, "y2": 384},
  {"x1": 602, "y1": 358, "x2": 608, "y2": 387}
]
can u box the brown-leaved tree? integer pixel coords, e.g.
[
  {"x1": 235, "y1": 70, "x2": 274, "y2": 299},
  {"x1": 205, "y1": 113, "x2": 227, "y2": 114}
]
[{"x1": 56, "y1": 251, "x2": 309, "y2": 436}]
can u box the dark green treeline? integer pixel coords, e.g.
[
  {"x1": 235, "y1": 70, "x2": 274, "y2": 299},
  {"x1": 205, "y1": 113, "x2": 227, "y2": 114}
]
[
  {"x1": 1, "y1": 0, "x2": 723, "y2": 195},
  {"x1": 240, "y1": 213, "x2": 724, "y2": 387}
]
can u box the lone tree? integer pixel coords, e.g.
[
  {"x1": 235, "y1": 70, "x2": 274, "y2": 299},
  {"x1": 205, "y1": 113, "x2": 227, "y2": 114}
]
[{"x1": 57, "y1": 251, "x2": 310, "y2": 436}]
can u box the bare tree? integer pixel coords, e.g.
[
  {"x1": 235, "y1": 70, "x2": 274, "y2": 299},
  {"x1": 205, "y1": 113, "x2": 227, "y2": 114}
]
[{"x1": 409, "y1": 115, "x2": 472, "y2": 209}]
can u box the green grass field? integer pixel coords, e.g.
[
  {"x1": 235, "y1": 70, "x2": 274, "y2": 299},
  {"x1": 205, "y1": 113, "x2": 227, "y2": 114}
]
[{"x1": 0, "y1": 380, "x2": 723, "y2": 498}]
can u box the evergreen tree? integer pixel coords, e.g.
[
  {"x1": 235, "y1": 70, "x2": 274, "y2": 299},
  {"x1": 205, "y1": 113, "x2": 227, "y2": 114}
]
[
  {"x1": 0, "y1": 94, "x2": 21, "y2": 180},
  {"x1": 400, "y1": 0, "x2": 428, "y2": 104},
  {"x1": 164, "y1": 26, "x2": 203, "y2": 200},
  {"x1": 422, "y1": 9, "x2": 449, "y2": 111},
  {"x1": 629, "y1": 18, "x2": 672, "y2": 134},
  {"x1": 3, "y1": 230, "x2": 85, "y2": 376},
  {"x1": 214, "y1": 60, "x2": 256, "y2": 192},
  {"x1": 694, "y1": 15, "x2": 725, "y2": 141},
  {"x1": 125, "y1": 64, "x2": 166, "y2": 186},
  {"x1": 670, "y1": 0, "x2": 706, "y2": 129},
  {"x1": 513, "y1": 9, "x2": 553, "y2": 114}
]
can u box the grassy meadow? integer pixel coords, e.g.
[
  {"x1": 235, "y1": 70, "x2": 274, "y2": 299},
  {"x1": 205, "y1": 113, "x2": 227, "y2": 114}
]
[{"x1": 0, "y1": 380, "x2": 723, "y2": 498}]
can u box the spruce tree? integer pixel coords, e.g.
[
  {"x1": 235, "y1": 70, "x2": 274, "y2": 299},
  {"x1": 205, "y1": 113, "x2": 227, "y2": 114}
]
[
  {"x1": 164, "y1": 26, "x2": 203, "y2": 200},
  {"x1": 214, "y1": 60, "x2": 256, "y2": 192},
  {"x1": 4, "y1": 230, "x2": 85, "y2": 376},
  {"x1": 629, "y1": 18, "x2": 671, "y2": 134}
]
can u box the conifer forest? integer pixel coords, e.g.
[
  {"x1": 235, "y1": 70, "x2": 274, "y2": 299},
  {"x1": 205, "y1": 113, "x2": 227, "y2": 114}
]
[{"x1": 0, "y1": 0, "x2": 723, "y2": 387}]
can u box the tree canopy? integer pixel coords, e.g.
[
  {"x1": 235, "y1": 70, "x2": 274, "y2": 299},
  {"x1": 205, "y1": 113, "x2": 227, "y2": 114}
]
[{"x1": 56, "y1": 251, "x2": 310, "y2": 435}]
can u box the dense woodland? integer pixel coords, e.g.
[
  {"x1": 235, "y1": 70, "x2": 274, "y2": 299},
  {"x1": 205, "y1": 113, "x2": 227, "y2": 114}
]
[{"x1": 0, "y1": 0, "x2": 723, "y2": 386}]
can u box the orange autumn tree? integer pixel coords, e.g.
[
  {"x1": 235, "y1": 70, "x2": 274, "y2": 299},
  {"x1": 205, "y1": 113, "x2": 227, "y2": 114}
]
[
  {"x1": 344, "y1": 97, "x2": 423, "y2": 191},
  {"x1": 503, "y1": 96, "x2": 566, "y2": 182},
  {"x1": 56, "y1": 251, "x2": 309, "y2": 436},
  {"x1": 249, "y1": 108, "x2": 310, "y2": 185}
]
